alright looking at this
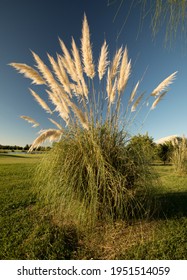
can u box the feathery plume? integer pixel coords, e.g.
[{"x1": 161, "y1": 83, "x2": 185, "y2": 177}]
[
  {"x1": 106, "y1": 68, "x2": 112, "y2": 99},
  {"x1": 59, "y1": 38, "x2": 78, "y2": 82},
  {"x1": 57, "y1": 54, "x2": 72, "y2": 96},
  {"x1": 151, "y1": 91, "x2": 167, "y2": 110},
  {"x1": 131, "y1": 92, "x2": 145, "y2": 112},
  {"x1": 110, "y1": 47, "x2": 122, "y2": 80},
  {"x1": 29, "y1": 129, "x2": 63, "y2": 152},
  {"x1": 71, "y1": 37, "x2": 83, "y2": 81},
  {"x1": 29, "y1": 88, "x2": 52, "y2": 114},
  {"x1": 46, "y1": 90, "x2": 70, "y2": 125},
  {"x1": 151, "y1": 71, "x2": 177, "y2": 96},
  {"x1": 9, "y1": 63, "x2": 45, "y2": 85},
  {"x1": 129, "y1": 81, "x2": 140, "y2": 103},
  {"x1": 31, "y1": 51, "x2": 59, "y2": 91},
  {"x1": 98, "y1": 40, "x2": 109, "y2": 80},
  {"x1": 70, "y1": 102, "x2": 89, "y2": 130},
  {"x1": 48, "y1": 54, "x2": 71, "y2": 95},
  {"x1": 109, "y1": 78, "x2": 117, "y2": 104},
  {"x1": 81, "y1": 14, "x2": 95, "y2": 79},
  {"x1": 80, "y1": 77, "x2": 88, "y2": 99},
  {"x1": 70, "y1": 83, "x2": 83, "y2": 96},
  {"x1": 118, "y1": 47, "x2": 131, "y2": 93},
  {"x1": 48, "y1": 118, "x2": 63, "y2": 130},
  {"x1": 20, "y1": 115, "x2": 40, "y2": 127}
]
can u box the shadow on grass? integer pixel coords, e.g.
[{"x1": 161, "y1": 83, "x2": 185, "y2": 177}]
[
  {"x1": 127, "y1": 191, "x2": 187, "y2": 221},
  {"x1": 153, "y1": 192, "x2": 187, "y2": 219}
]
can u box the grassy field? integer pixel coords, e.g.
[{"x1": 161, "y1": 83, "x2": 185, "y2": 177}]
[{"x1": 0, "y1": 153, "x2": 187, "y2": 259}]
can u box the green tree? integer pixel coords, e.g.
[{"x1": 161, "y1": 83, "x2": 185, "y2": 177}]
[
  {"x1": 127, "y1": 133, "x2": 156, "y2": 164},
  {"x1": 157, "y1": 142, "x2": 174, "y2": 164},
  {"x1": 23, "y1": 144, "x2": 30, "y2": 151}
]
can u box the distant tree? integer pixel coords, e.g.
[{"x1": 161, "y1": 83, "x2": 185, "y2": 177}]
[
  {"x1": 23, "y1": 144, "x2": 30, "y2": 151},
  {"x1": 157, "y1": 142, "x2": 174, "y2": 164},
  {"x1": 127, "y1": 133, "x2": 156, "y2": 163}
]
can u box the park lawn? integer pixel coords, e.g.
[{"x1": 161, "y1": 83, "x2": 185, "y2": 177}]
[{"x1": 0, "y1": 155, "x2": 187, "y2": 259}]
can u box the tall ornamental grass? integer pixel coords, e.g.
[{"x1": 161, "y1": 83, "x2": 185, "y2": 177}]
[
  {"x1": 10, "y1": 14, "x2": 177, "y2": 228},
  {"x1": 172, "y1": 136, "x2": 187, "y2": 174}
]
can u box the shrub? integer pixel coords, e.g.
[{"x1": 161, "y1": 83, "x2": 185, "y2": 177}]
[{"x1": 127, "y1": 133, "x2": 156, "y2": 163}]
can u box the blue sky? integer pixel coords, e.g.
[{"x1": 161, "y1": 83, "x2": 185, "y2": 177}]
[{"x1": 0, "y1": 0, "x2": 186, "y2": 146}]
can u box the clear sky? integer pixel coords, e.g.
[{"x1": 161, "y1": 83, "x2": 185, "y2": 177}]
[{"x1": 0, "y1": 0, "x2": 187, "y2": 146}]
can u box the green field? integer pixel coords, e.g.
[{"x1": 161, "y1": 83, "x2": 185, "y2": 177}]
[{"x1": 0, "y1": 153, "x2": 187, "y2": 259}]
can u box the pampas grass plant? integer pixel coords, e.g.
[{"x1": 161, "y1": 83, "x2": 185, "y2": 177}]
[{"x1": 10, "y1": 14, "x2": 177, "y2": 229}]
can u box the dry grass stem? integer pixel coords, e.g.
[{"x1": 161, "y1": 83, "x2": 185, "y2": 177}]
[
  {"x1": 98, "y1": 40, "x2": 109, "y2": 80},
  {"x1": 9, "y1": 63, "x2": 45, "y2": 85},
  {"x1": 81, "y1": 14, "x2": 95, "y2": 79},
  {"x1": 29, "y1": 88, "x2": 52, "y2": 114},
  {"x1": 151, "y1": 71, "x2": 177, "y2": 96},
  {"x1": 20, "y1": 115, "x2": 40, "y2": 127}
]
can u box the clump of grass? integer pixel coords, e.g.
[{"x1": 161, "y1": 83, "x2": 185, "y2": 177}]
[
  {"x1": 10, "y1": 14, "x2": 176, "y2": 229},
  {"x1": 172, "y1": 136, "x2": 187, "y2": 174},
  {"x1": 34, "y1": 125, "x2": 158, "y2": 229}
]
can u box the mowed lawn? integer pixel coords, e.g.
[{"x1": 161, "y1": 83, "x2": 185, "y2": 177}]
[{"x1": 0, "y1": 154, "x2": 187, "y2": 259}]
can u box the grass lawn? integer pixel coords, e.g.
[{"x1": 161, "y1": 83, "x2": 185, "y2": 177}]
[{"x1": 0, "y1": 154, "x2": 187, "y2": 259}]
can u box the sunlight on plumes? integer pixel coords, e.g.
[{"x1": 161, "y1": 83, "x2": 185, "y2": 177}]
[
  {"x1": 81, "y1": 14, "x2": 95, "y2": 79},
  {"x1": 151, "y1": 71, "x2": 177, "y2": 96},
  {"x1": 29, "y1": 129, "x2": 63, "y2": 152},
  {"x1": 10, "y1": 14, "x2": 177, "y2": 150},
  {"x1": 9, "y1": 63, "x2": 45, "y2": 85},
  {"x1": 118, "y1": 47, "x2": 131, "y2": 93},
  {"x1": 48, "y1": 54, "x2": 71, "y2": 95},
  {"x1": 71, "y1": 37, "x2": 83, "y2": 81},
  {"x1": 31, "y1": 51, "x2": 59, "y2": 92},
  {"x1": 110, "y1": 47, "x2": 123, "y2": 80},
  {"x1": 98, "y1": 40, "x2": 109, "y2": 80},
  {"x1": 59, "y1": 38, "x2": 78, "y2": 82}
]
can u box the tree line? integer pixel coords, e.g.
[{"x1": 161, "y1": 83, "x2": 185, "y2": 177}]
[{"x1": 0, "y1": 144, "x2": 51, "y2": 151}]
